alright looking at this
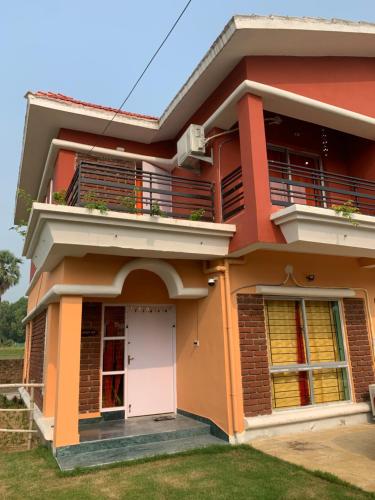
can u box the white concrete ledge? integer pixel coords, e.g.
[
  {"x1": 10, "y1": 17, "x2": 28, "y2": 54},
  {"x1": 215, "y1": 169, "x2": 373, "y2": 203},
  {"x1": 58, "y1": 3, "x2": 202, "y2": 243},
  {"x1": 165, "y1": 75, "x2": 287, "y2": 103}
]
[
  {"x1": 271, "y1": 204, "x2": 375, "y2": 258},
  {"x1": 255, "y1": 285, "x2": 355, "y2": 298},
  {"x1": 236, "y1": 402, "x2": 372, "y2": 442},
  {"x1": 24, "y1": 203, "x2": 235, "y2": 273}
]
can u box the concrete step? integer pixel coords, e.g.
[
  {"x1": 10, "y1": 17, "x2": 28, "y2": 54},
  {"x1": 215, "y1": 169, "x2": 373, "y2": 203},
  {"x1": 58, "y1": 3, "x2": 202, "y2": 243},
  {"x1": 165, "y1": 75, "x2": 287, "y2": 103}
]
[
  {"x1": 57, "y1": 420, "x2": 211, "y2": 458},
  {"x1": 56, "y1": 433, "x2": 227, "y2": 471}
]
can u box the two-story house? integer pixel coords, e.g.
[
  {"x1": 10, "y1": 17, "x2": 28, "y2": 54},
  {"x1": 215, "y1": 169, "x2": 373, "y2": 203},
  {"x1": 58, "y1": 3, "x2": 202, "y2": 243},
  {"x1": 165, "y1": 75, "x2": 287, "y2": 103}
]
[{"x1": 16, "y1": 15, "x2": 375, "y2": 468}]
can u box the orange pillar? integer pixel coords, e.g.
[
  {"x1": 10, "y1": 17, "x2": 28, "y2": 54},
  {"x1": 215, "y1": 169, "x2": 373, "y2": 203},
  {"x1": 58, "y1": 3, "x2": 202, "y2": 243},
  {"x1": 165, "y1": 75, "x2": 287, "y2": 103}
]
[
  {"x1": 53, "y1": 296, "x2": 82, "y2": 448},
  {"x1": 236, "y1": 93, "x2": 274, "y2": 243},
  {"x1": 43, "y1": 303, "x2": 59, "y2": 418}
]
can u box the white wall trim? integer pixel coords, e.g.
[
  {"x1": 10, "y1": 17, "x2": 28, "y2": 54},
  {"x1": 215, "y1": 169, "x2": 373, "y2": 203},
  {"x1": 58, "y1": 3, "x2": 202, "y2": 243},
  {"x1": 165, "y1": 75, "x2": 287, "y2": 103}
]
[
  {"x1": 255, "y1": 285, "x2": 355, "y2": 298},
  {"x1": 23, "y1": 258, "x2": 208, "y2": 324},
  {"x1": 202, "y1": 79, "x2": 375, "y2": 139}
]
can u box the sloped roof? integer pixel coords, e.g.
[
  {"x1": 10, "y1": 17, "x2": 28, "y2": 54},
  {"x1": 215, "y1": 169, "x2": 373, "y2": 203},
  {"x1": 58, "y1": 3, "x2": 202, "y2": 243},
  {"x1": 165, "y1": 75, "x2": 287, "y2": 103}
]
[{"x1": 32, "y1": 91, "x2": 158, "y2": 121}]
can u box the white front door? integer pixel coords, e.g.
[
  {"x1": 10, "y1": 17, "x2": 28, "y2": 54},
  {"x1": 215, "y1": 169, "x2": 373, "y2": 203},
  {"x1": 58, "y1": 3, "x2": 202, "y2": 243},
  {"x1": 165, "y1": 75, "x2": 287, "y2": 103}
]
[{"x1": 126, "y1": 305, "x2": 175, "y2": 417}]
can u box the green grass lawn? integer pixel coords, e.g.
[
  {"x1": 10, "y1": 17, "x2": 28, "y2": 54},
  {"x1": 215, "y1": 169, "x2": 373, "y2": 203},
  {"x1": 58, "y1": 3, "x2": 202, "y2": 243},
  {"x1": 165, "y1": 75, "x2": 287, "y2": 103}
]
[
  {"x1": 0, "y1": 345, "x2": 24, "y2": 360},
  {"x1": 0, "y1": 445, "x2": 373, "y2": 500}
]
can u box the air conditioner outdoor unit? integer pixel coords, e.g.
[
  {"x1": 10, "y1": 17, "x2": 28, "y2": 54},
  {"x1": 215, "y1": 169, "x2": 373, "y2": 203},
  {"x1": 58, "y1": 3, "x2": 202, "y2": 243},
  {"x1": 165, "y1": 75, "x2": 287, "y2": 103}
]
[
  {"x1": 177, "y1": 124, "x2": 213, "y2": 169},
  {"x1": 369, "y1": 384, "x2": 375, "y2": 418}
]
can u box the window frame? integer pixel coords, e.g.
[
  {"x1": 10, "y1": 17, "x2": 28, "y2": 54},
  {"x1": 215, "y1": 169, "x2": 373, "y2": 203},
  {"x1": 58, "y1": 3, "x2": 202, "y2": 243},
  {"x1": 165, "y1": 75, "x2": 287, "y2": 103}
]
[
  {"x1": 265, "y1": 296, "x2": 352, "y2": 408},
  {"x1": 267, "y1": 143, "x2": 328, "y2": 209}
]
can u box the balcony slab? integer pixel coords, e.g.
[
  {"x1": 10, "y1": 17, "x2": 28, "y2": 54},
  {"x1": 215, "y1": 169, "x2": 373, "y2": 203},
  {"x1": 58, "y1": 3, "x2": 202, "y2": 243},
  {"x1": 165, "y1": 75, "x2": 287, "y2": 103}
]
[
  {"x1": 271, "y1": 204, "x2": 375, "y2": 258},
  {"x1": 24, "y1": 203, "x2": 236, "y2": 272}
]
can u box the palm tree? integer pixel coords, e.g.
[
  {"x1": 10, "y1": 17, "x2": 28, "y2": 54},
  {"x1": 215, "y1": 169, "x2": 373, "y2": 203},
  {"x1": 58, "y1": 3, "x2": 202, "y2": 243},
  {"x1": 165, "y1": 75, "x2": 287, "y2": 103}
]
[{"x1": 0, "y1": 250, "x2": 22, "y2": 301}]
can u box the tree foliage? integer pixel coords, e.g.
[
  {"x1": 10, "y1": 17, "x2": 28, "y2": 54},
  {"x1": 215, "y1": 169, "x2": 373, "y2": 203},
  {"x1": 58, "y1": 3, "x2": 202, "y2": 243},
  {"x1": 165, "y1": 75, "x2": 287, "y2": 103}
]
[
  {"x1": 0, "y1": 297, "x2": 27, "y2": 344},
  {"x1": 0, "y1": 250, "x2": 22, "y2": 299}
]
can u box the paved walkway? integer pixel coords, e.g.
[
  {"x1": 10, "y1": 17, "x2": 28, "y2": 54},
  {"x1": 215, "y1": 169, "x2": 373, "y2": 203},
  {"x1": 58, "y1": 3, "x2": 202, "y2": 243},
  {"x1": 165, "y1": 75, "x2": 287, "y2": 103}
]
[{"x1": 251, "y1": 424, "x2": 375, "y2": 492}]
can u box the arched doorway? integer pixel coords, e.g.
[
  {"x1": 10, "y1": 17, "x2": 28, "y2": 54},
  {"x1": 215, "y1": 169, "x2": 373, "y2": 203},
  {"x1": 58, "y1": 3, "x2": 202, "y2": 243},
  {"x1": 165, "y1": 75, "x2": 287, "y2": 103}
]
[{"x1": 101, "y1": 269, "x2": 176, "y2": 418}]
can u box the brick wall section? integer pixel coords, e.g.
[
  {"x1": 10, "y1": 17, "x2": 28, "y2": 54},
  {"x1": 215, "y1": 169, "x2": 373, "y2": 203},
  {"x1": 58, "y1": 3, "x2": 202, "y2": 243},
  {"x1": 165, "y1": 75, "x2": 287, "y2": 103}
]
[
  {"x1": 0, "y1": 359, "x2": 23, "y2": 384},
  {"x1": 237, "y1": 294, "x2": 272, "y2": 417},
  {"x1": 343, "y1": 298, "x2": 375, "y2": 403},
  {"x1": 29, "y1": 311, "x2": 47, "y2": 409},
  {"x1": 79, "y1": 303, "x2": 102, "y2": 414}
]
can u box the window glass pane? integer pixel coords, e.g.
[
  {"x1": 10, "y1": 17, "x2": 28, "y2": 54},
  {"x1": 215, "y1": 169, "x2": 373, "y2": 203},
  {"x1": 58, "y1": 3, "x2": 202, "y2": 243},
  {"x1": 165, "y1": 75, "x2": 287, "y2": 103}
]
[
  {"x1": 267, "y1": 147, "x2": 287, "y2": 163},
  {"x1": 104, "y1": 306, "x2": 125, "y2": 337},
  {"x1": 313, "y1": 368, "x2": 349, "y2": 403},
  {"x1": 271, "y1": 371, "x2": 310, "y2": 409},
  {"x1": 103, "y1": 340, "x2": 124, "y2": 372},
  {"x1": 305, "y1": 301, "x2": 344, "y2": 363},
  {"x1": 102, "y1": 374, "x2": 124, "y2": 408},
  {"x1": 265, "y1": 300, "x2": 307, "y2": 365}
]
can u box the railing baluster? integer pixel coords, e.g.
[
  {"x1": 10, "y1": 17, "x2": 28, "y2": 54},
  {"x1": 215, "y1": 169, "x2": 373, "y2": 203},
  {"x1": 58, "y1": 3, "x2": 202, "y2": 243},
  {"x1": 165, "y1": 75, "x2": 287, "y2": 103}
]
[
  {"x1": 268, "y1": 160, "x2": 375, "y2": 215},
  {"x1": 65, "y1": 160, "x2": 215, "y2": 221},
  {"x1": 27, "y1": 386, "x2": 34, "y2": 450},
  {"x1": 0, "y1": 383, "x2": 44, "y2": 451}
]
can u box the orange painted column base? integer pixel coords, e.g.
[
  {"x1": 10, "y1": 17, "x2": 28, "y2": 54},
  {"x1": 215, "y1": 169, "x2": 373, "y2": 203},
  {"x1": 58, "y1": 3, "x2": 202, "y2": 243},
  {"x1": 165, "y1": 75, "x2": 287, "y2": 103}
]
[{"x1": 53, "y1": 296, "x2": 82, "y2": 448}]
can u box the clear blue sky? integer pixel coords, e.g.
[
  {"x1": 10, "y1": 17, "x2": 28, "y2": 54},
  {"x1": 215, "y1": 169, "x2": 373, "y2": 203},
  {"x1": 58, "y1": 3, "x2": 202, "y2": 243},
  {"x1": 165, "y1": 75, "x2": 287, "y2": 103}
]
[{"x1": 1, "y1": 0, "x2": 374, "y2": 302}]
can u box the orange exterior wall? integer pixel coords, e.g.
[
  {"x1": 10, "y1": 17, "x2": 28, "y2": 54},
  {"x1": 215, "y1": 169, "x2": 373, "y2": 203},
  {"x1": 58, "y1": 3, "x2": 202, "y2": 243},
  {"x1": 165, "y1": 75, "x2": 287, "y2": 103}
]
[
  {"x1": 27, "y1": 261, "x2": 65, "y2": 313},
  {"x1": 53, "y1": 149, "x2": 77, "y2": 193},
  {"x1": 27, "y1": 255, "x2": 233, "y2": 437},
  {"x1": 58, "y1": 129, "x2": 175, "y2": 159},
  {"x1": 245, "y1": 56, "x2": 375, "y2": 118},
  {"x1": 175, "y1": 282, "x2": 232, "y2": 435}
]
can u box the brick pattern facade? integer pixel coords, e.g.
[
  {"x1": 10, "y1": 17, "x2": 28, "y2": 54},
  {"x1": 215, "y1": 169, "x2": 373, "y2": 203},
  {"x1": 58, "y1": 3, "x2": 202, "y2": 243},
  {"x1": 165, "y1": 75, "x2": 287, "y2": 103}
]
[
  {"x1": 79, "y1": 302, "x2": 102, "y2": 414},
  {"x1": 237, "y1": 294, "x2": 272, "y2": 417},
  {"x1": 76, "y1": 153, "x2": 136, "y2": 171},
  {"x1": 29, "y1": 310, "x2": 47, "y2": 409},
  {"x1": 343, "y1": 298, "x2": 375, "y2": 403}
]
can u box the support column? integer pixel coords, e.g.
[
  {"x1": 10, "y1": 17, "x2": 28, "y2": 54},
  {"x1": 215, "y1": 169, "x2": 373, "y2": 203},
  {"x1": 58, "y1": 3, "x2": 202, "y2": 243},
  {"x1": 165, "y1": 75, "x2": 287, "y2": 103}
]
[
  {"x1": 54, "y1": 296, "x2": 82, "y2": 448},
  {"x1": 43, "y1": 303, "x2": 59, "y2": 418},
  {"x1": 236, "y1": 93, "x2": 274, "y2": 243}
]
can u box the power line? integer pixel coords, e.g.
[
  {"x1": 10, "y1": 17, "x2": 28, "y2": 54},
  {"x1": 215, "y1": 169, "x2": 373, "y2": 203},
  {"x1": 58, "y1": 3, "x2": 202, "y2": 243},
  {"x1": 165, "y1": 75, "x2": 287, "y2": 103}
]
[{"x1": 90, "y1": 0, "x2": 193, "y2": 152}]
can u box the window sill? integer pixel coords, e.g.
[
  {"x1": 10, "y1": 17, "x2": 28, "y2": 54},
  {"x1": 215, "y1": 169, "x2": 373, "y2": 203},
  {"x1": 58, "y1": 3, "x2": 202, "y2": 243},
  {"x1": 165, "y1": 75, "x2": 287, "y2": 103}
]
[{"x1": 244, "y1": 401, "x2": 371, "y2": 430}]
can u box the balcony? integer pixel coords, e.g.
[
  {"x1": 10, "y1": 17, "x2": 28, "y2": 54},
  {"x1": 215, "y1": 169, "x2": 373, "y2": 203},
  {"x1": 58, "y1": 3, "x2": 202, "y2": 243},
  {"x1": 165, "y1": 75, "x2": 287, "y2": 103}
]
[
  {"x1": 269, "y1": 160, "x2": 375, "y2": 258},
  {"x1": 24, "y1": 161, "x2": 235, "y2": 274},
  {"x1": 269, "y1": 160, "x2": 375, "y2": 214},
  {"x1": 66, "y1": 161, "x2": 215, "y2": 221}
]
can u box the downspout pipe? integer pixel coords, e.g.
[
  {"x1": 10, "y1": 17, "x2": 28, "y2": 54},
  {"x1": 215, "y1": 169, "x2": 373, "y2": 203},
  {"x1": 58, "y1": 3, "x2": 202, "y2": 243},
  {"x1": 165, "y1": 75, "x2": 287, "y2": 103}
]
[{"x1": 203, "y1": 259, "x2": 244, "y2": 437}]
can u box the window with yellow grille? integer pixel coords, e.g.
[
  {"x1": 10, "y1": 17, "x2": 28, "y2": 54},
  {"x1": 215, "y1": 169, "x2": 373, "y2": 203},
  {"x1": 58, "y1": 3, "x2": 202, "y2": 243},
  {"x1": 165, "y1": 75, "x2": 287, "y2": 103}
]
[{"x1": 265, "y1": 299, "x2": 350, "y2": 410}]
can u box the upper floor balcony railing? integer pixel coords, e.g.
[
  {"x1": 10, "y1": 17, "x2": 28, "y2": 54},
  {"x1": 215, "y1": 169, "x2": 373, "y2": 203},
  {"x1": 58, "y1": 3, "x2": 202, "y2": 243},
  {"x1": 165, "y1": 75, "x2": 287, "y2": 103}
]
[
  {"x1": 65, "y1": 161, "x2": 215, "y2": 221},
  {"x1": 269, "y1": 160, "x2": 375, "y2": 216}
]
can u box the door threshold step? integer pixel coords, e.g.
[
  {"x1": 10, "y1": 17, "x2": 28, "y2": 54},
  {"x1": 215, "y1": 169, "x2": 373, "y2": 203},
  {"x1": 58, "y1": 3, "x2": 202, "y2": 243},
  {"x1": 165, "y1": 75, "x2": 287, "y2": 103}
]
[
  {"x1": 56, "y1": 434, "x2": 227, "y2": 471},
  {"x1": 59, "y1": 421, "x2": 211, "y2": 457}
]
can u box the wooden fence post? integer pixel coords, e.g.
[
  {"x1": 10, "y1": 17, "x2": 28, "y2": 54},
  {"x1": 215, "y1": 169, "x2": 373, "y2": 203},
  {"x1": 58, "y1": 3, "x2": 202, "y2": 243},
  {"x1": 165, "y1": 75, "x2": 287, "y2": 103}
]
[{"x1": 27, "y1": 386, "x2": 35, "y2": 450}]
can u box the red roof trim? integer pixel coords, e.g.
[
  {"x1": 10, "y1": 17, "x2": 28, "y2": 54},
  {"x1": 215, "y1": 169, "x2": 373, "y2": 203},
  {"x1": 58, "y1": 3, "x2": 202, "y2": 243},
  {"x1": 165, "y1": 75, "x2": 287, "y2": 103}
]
[{"x1": 32, "y1": 91, "x2": 159, "y2": 121}]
